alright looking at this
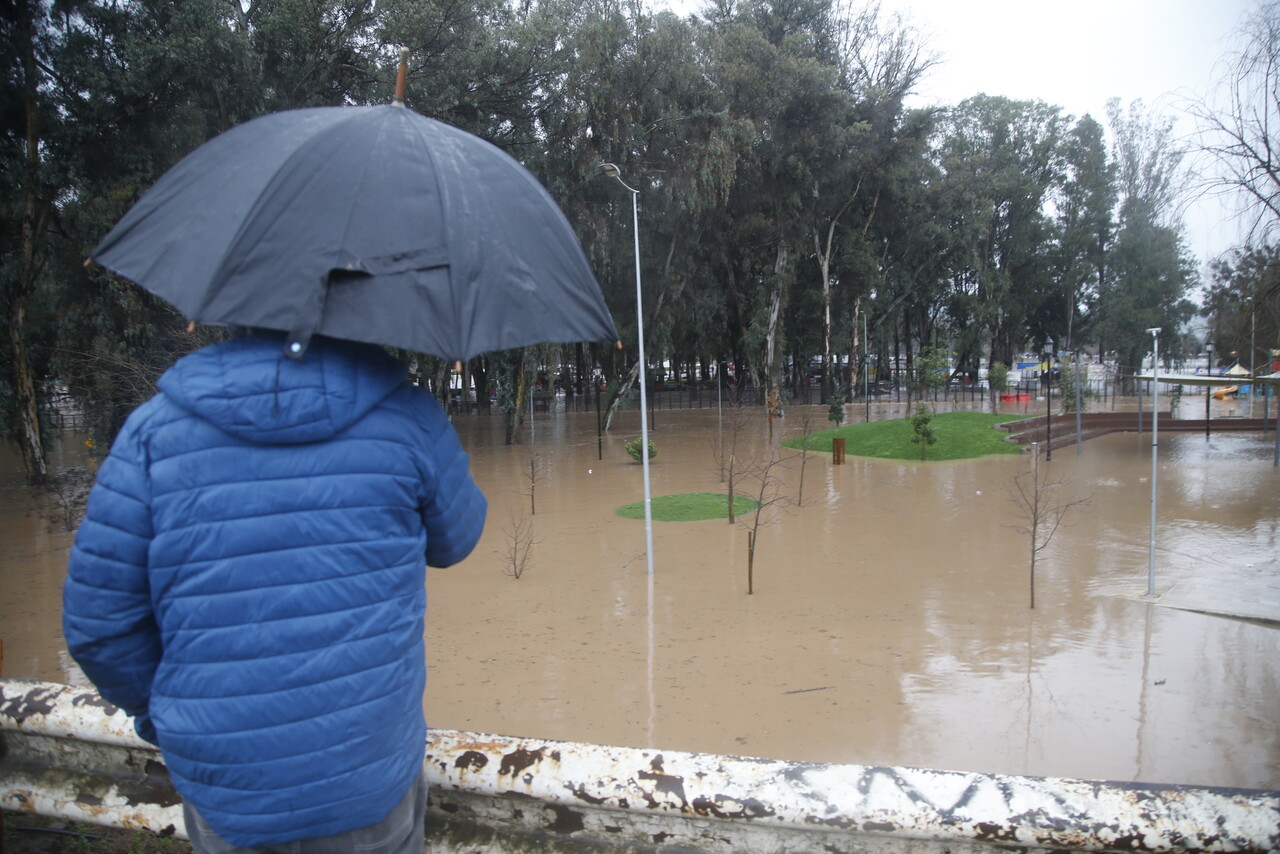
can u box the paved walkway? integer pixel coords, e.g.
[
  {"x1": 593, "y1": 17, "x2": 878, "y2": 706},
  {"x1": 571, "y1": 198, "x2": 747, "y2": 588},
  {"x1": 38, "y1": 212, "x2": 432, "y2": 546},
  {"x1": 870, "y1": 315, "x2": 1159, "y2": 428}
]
[{"x1": 1156, "y1": 575, "x2": 1280, "y2": 624}]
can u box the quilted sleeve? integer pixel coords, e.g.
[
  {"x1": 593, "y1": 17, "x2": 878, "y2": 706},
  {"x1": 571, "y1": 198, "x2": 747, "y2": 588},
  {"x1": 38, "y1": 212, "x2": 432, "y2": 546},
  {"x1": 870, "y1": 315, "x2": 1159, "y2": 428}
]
[
  {"x1": 413, "y1": 394, "x2": 486, "y2": 567},
  {"x1": 62, "y1": 413, "x2": 162, "y2": 743}
]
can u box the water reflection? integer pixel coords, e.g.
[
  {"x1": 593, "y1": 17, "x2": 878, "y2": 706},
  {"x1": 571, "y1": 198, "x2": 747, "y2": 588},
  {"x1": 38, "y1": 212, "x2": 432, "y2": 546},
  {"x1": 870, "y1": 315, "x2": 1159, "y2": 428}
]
[{"x1": 1, "y1": 407, "x2": 1277, "y2": 789}]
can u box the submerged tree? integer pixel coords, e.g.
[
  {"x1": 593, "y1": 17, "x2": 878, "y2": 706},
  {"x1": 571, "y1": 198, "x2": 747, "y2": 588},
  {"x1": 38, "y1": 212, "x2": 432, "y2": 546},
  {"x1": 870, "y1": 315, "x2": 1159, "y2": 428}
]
[
  {"x1": 794, "y1": 414, "x2": 817, "y2": 507},
  {"x1": 1006, "y1": 444, "x2": 1091, "y2": 608},
  {"x1": 741, "y1": 447, "x2": 789, "y2": 595},
  {"x1": 502, "y1": 507, "x2": 540, "y2": 580},
  {"x1": 710, "y1": 400, "x2": 752, "y2": 523}
]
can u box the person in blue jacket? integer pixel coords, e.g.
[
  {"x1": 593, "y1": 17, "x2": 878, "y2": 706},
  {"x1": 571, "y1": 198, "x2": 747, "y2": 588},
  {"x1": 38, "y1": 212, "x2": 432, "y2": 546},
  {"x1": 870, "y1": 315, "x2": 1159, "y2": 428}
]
[{"x1": 62, "y1": 330, "x2": 487, "y2": 852}]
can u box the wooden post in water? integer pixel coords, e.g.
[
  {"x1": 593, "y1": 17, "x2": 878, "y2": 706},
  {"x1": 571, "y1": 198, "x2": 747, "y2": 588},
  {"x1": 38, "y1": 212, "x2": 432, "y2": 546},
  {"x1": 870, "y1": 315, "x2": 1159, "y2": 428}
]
[{"x1": 832, "y1": 438, "x2": 846, "y2": 465}]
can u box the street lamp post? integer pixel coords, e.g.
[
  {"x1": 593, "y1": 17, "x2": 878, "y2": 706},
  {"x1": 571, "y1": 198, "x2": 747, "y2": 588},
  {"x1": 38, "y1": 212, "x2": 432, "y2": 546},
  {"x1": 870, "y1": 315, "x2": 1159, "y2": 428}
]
[
  {"x1": 1045, "y1": 350, "x2": 1053, "y2": 461},
  {"x1": 1146, "y1": 327, "x2": 1161, "y2": 598},
  {"x1": 1250, "y1": 309, "x2": 1256, "y2": 418},
  {"x1": 601, "y1": 163, "x2": 654, "y2": 576},
  {"x1": 1074, "y1": 353, "x2": 1083, "y2": 456},
  {"x1": 1205, "y1": 341, "x2": 1214, "y2": 439}
]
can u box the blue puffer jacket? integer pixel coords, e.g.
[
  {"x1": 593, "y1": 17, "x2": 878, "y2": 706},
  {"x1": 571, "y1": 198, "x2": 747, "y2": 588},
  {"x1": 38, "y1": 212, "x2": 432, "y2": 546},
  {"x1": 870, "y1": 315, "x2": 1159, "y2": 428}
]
[{"x1": 63, "y1": 333, "x2": 486, "y2": 846}]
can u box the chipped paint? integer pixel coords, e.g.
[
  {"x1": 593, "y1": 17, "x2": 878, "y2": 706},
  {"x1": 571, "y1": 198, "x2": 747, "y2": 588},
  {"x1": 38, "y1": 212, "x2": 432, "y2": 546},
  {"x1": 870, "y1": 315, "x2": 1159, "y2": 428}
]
[
  {"x1": 424, "y1": 732, "x2": 1280, "y2": 852},
  {"x1": 4, "y1": 679, "x2": 1278, "y2": 852}
]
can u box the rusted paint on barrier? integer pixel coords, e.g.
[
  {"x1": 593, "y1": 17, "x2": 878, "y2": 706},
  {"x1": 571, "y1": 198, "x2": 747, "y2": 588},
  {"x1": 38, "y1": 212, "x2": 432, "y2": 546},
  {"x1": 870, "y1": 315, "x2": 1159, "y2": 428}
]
[
  {"x1": 4, "y1": 679, "x2": 1279, "y2": 852},
  {"x1": 424, "y1": 731, "x2": 1280, "y2": 853},
  {"x1": 0, "y1": 680, "x2": 185, "y2": 837}
]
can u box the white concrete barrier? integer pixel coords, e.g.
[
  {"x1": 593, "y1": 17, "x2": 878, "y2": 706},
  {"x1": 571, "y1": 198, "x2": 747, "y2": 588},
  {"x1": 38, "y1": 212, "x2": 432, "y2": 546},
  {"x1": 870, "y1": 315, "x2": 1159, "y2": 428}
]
[{"x1": 3, "y1": 679, "x2": 1277, "y2": 852}]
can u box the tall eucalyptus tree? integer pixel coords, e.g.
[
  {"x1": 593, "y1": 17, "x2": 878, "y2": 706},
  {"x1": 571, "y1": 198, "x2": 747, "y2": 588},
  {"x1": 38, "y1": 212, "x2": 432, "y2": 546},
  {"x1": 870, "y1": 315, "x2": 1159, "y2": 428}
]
[
  {"x1": 1052, "y1": 114, "x2": 1115, "y2": 351},
  {"x1": 703, "y1": 0, "x2": 852, "y2": 402},
  {"x1": 1095, "y1": 99, "x2": 1197, "y2": 374},
  {"x1": 807, "y1": 0, "x2": 933, "y2": 402},
  {"x1": 933, "y1": 95, "x2": 1066, "y2": 368}
]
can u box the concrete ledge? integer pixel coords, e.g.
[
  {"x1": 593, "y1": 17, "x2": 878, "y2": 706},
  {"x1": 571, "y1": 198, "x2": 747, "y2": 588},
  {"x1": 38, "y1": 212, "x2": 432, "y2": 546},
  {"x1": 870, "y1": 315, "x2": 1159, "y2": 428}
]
[
  {"x1": 4, "y1": 679, "x2": 1278, "y2": 852},
  {"x1": 998, "y1": 412, "x2": 1273, "y2": 451}
]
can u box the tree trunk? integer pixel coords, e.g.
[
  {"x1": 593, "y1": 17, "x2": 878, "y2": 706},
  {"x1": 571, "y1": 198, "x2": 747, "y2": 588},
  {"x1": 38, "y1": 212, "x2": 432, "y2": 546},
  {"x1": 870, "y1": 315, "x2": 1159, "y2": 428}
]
[
  {"x1": 726, "y1": 459, "x2": 735, "y2": 523},
  {"x1": 850, "y1": 296, "x2": 862, "y2": 397},
  {"x1": 763, "y1": 243, "x2": 789, "y2": 418},
  {"x1": 604, "y1": 271, "x2": 684, "y2": 432},
  {"x1": 505, "y1": 357, "x2": 527, "y2": 445},
  {"x1": 433, "y1": 359, "x2": 451, "y2": 409},
  {"x1": 12, "y1": 0, "x2": 47, "y2": 483},
  {"x1": 815, "y1": 231, "x2": 833, "y2": 405},
  {"x1": 603, "y1": 358, "x2": 640, "y2": 432}
]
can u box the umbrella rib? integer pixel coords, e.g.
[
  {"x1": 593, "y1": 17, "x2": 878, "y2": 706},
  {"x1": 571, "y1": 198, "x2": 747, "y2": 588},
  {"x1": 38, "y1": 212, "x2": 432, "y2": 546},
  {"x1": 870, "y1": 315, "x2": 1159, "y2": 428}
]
[
  {"x1": 410, "y1": 115, "x2": 463, "y2": 362},
  {"x1": 332, "y1": 113, "x2": 382, "y2": 272},
  {"x1": 199, "y1": 108, "x2": 377, "y2": 325}
]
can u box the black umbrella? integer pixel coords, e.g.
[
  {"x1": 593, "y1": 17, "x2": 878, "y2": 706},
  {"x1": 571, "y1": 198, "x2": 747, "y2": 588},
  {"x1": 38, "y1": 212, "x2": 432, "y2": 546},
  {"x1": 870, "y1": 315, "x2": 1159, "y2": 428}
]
[{"x1": 90, "y1": 102, "x2": 617, "y2": 361}]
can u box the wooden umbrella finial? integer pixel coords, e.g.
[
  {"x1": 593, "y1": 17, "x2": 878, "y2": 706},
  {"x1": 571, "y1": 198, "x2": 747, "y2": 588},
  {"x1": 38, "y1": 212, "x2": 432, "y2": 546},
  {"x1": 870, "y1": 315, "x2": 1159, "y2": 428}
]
[{"x1": 393, "y1": 48, "x2": 410, "y2": 107}]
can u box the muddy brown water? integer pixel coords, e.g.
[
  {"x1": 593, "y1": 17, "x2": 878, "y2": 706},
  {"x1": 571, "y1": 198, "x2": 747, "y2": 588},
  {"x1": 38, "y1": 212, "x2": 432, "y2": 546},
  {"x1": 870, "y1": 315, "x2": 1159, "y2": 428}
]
[{"x1": 3, "y1": 400, "x2": 1278, "y2": 790}]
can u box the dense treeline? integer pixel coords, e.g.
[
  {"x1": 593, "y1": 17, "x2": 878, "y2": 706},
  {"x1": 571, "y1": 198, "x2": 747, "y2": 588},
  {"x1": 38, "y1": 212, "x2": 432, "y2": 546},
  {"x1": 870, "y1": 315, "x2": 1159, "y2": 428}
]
[{"x1": 1, "y1": 0, "x2": 1275, "y2": 478}]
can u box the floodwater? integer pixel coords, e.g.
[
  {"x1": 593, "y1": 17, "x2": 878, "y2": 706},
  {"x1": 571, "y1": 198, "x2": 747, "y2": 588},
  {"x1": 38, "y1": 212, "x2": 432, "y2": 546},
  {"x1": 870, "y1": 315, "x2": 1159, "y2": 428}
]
[{"x1": 3, "y1": 399, "x2": 1278, "y2": 790}]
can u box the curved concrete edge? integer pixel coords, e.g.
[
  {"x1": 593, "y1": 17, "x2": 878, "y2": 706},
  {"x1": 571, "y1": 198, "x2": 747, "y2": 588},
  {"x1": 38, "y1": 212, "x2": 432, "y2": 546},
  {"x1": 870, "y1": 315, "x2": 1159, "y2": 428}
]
[
  {"x1": 425, "y1": 731, "x2": 1280, "y2": 852},
  {"x1": 4, "y1": 679, "x2": 1279, "y2": 852}
]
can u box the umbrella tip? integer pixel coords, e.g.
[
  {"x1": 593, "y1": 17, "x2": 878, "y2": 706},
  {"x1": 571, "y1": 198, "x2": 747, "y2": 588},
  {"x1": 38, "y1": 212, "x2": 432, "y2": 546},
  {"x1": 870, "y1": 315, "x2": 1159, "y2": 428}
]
[{"x1": 392, "y1": 48, "x2": 410, "y2": 107}]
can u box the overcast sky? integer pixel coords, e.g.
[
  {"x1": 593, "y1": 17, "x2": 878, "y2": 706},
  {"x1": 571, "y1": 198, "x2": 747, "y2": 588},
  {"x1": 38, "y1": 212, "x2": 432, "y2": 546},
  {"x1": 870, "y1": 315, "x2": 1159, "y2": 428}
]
[
  {"x1": 659, "y1": 0, "x2": 1260, "y2": 269},
  {"x1": 878, "y1": 0, "x2": 1255, "y2": 266},
  {"x1": 878, "y1": 0, "x2": 1251, "y2": 122}
]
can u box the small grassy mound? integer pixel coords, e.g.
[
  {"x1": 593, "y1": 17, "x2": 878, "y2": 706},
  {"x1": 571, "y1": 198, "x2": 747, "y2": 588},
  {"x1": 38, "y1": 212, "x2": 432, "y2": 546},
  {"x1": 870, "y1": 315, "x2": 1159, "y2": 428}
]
[
  {"x1": 783, "y1": 411, "x2": 1030, "y2": 461},
  {"x1": 616, "y1": 492, "x2": 760, "y2": 522}
]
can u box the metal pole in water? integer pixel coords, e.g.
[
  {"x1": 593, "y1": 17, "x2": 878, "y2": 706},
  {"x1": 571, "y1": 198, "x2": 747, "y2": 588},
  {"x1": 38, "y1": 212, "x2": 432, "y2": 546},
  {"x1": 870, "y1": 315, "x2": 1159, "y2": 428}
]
[
  {"x1": 609, "y1": 166, "x2": 653, "y2": 577},
  {"x1": 1147, "y1": 327, "x2": 1161, "y2": 598},
  {"x1": 1075, "y1": 354, "x2": 1083, "y2": 456},
  {"x1": 1205, "y1": 341, "x2": 1214, "y2": 440},
  {"x1": 1045, "y1": 353, "x2": 1053, "y2": 461}
]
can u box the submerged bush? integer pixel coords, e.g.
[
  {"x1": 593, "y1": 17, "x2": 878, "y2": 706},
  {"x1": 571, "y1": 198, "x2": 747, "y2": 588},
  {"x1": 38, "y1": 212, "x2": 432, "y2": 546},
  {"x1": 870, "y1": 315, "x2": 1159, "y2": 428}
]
[{"x1": 625, "y1": 437, "x2": 657, "y2": 461}]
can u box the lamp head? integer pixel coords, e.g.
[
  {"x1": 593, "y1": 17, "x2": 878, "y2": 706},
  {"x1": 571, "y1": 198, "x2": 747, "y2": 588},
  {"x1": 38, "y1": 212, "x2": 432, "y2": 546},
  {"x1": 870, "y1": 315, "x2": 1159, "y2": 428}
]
[
  {"x1": 1146, "y1": 327, "x2": 1162, "y2": 336},
  {"x1": 600, "y1": 162, "x2": 621, "y2": 178}
]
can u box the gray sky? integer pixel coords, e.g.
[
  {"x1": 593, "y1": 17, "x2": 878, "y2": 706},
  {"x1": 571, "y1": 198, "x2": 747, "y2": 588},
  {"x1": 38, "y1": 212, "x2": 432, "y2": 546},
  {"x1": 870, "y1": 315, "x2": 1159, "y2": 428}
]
[
  {"x1": 878, "y1": 0, "x2": 1250, "y2": 122},
  {"x1": 877, "y1": 0, "x2": 1255, "y2": 266}
]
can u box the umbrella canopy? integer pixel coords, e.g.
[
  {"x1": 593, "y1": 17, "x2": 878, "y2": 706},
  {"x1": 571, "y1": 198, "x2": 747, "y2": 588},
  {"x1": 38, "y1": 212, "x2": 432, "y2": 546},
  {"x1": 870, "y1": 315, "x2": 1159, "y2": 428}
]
[{"x1": 91, "y1": 105, "x2": 617, "y2": 360}]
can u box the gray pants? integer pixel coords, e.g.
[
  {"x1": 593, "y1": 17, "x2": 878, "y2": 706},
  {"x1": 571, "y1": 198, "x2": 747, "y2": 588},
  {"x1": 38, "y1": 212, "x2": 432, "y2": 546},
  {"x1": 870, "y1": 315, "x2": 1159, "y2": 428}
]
[{"x1": 183, "y1": 768, "x2": 427, "y2": 854}]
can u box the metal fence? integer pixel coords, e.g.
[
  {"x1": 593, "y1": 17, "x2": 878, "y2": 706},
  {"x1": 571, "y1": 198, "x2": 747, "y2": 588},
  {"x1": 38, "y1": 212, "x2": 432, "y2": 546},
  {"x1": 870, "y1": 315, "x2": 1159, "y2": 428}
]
[{"x1": 446, "y1": 370, "x2": 1250, "y2": 419}]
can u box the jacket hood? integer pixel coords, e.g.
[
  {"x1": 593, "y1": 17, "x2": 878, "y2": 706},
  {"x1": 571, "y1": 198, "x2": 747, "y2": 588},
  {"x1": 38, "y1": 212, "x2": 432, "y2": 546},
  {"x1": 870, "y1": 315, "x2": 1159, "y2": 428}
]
[{"x1": 158, "y1": 333, "x2": 407, "y2": 444}]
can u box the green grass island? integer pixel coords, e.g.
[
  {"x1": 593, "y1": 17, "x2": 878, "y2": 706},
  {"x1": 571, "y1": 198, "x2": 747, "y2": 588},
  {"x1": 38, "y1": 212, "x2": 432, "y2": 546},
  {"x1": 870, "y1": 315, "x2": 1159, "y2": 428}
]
[
  {"x1": 616, "y1": 492, "x2": 761, "y2": 522},
  {"x1": 783, "y1": 411, "x2": 1033, "y2": 462}
]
